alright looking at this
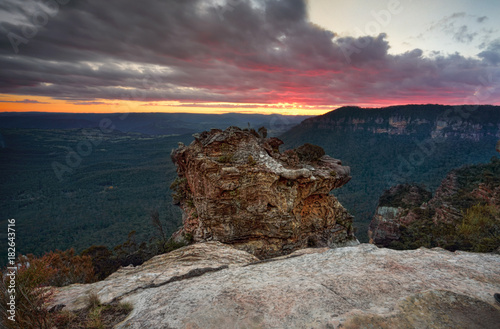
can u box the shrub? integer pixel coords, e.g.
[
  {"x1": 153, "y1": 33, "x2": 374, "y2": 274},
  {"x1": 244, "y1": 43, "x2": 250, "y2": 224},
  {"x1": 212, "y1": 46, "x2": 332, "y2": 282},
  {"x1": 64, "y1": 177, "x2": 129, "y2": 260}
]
[
  {"x1": 1, "y1": 255, "x2": 56, "y2": 328},
  {"x1": 170, "y1": 177, "x2": 188, "y2": 204},
  {"x1": 81, "y1": 246, "x2": 120, "y2": 281},
  {"x1": 217, "y1": 154, "x2": 234, "y2": 163},
  {"x1": 249, "y1": 128, "x2": 260, "y2": 138},
  {"x1": 1, "y1": 249, "x2": 98, "y2": 328},
  {"x1": 164, "y1": 239, "x2": 187, "y2": 253},
  {"x1": 283, "y1": 149, "x2": 300, "y2": 167},
  {"x1": 43, "y1": 249, "x2": 96, "y2": 287},
  {"x1": 86, "y1": 292, "x2": 102, "y2": 310},
  {"x1": 458, "y1": 204, "x2": 500, "y2": 252},
  {"x1": 295, "y1": 143, "x2": 325, "y2": 162},
  {"x1": 258, "y1": 126, "x2": 268, "y2": 138}
]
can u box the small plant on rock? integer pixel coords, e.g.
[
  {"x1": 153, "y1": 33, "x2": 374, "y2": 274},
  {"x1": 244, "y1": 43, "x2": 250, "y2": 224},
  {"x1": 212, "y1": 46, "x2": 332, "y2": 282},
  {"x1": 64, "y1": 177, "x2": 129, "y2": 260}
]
[{"x1": 295, "y1": 143, "x2": 325, "y2": 162}]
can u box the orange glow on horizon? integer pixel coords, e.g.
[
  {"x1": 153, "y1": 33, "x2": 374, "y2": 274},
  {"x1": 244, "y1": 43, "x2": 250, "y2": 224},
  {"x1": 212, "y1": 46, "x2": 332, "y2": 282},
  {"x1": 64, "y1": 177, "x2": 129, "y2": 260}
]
[
  {"x1": 1, "y1": 93, "x2": 490, "y2": 116},
  {"x1": 0, "y1": 94, "x2": 333, "y2": 116}
]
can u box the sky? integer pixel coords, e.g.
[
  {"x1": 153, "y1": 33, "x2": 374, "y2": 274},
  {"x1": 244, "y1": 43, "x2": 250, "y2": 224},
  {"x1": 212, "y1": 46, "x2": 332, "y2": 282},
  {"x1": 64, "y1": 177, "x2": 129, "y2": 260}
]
[{"x1": 0, "y1": 0, "x2": 499, "y2": 115}]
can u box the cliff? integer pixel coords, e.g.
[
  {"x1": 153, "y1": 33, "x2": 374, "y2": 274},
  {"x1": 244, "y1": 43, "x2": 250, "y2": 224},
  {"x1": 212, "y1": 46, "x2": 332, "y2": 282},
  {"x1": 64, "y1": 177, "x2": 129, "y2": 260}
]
[
  {"x1": 280, "y1": 105, "x2": 500, "y2": 243},
  {"x1": 50, "y1": 242, "x2": 500, "y2": 328},
  {"x1": 170, "y1": 126, "x2": 356, "y2": 258},
  {"x1": 290, "y1": 105, "x2": 500, "y2": 140},
  {"x1": 369, "y1": 157, "x2": 500, "y2": 251}
]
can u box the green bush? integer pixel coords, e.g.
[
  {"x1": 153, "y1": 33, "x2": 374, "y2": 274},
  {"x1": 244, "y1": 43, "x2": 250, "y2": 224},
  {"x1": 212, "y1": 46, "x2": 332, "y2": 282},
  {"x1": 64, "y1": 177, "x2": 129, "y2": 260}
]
[
  {"x1": 295, "y1": 143, "x2": 325, "y2": 162},
  {"x1": 217, "y1": 154, "x2": 234, "y2": 163},
  {"x1": 458, "y1": 204, "x2": 500, "y2": 252}
]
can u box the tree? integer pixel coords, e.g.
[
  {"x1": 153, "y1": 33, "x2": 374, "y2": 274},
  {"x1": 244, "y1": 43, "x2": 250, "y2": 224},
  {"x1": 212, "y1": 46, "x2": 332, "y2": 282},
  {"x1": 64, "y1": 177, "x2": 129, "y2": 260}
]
[{"x1": 258, "y1": 126, "x2": 268, "y2": 138}]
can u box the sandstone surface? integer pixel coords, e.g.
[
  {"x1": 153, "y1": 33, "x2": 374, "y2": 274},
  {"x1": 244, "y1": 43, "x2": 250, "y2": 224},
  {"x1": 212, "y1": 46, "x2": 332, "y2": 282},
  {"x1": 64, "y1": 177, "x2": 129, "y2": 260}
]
[
  {"x1": 50, "y1": 242, "x2": 258, "y2": 311},
  {"x1": 50, "y1": 242, "x2": 500, "y2": 328},
  {"x1": 170, "y1": 126, "x2": 356, "y2": 258}
]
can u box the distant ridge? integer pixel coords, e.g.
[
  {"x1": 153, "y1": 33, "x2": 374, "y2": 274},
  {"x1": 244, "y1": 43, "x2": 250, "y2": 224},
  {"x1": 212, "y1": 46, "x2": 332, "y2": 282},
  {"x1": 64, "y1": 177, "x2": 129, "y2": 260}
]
[
  {"x1": 0, "y1": 112, "x2": 312, "y2": 136},
  {"x1": 304, "y1": 104, "x2": 500, "y2": 121}
]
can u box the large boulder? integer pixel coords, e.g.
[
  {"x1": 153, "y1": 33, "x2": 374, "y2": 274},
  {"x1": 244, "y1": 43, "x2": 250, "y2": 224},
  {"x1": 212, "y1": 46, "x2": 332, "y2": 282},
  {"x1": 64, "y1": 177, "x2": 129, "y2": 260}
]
[{"x1": 170, "y1": 126, "x2": 356, "y2": 258}]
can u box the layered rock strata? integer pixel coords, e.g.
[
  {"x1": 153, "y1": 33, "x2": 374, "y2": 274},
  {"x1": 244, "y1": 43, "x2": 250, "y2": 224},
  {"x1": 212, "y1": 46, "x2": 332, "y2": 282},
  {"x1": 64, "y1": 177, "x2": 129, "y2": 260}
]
[{"x1": 170, "y1": 126, "x2": 356, "y2": 258}]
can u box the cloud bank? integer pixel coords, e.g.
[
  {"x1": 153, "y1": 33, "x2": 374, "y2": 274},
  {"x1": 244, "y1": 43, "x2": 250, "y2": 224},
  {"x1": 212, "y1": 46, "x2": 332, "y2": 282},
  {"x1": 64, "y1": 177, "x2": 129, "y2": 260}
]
[{"x1": 0, "y1": 0, "x2": 499, "y2": 107}]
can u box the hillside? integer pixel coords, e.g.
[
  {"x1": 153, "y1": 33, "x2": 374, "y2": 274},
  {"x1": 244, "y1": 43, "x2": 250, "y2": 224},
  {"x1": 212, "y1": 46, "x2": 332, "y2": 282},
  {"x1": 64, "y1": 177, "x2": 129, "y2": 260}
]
[
  {"x1": 0, "y1": 129, "x2": 191, "y2": 266},
  {"x1": 369, "y1": 157, "x2": 500, "y2": 251},
  {"x1": 280, "y1": 104, "x2": 500, "y2": 241}
]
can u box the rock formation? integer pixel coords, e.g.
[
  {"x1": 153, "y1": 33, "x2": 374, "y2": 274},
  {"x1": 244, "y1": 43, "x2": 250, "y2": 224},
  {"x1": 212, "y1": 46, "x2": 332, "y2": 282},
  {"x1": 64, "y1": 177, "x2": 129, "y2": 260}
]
[
  {"x1": 369, "y1": 158, "x2": 500, "y2": 249},
  {"x1": 170, "y1": 126, "x2": 356, "y2": 258},
  {"x1": 368, "y1": 184, "x2": 432, "y2": 246},
  {"x1": 50, "y1": 242, "x2": 500, "y2": 328}
]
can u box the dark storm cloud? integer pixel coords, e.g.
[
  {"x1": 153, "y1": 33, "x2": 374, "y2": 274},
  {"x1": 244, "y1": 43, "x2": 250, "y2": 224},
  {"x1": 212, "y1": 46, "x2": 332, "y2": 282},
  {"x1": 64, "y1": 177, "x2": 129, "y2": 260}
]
[
  {"x1": 478, "y1": 39, "x2": 500, "y2": 65},
  {"x1": 0, "y1": 0, "x2": 499, "y2": 106}
]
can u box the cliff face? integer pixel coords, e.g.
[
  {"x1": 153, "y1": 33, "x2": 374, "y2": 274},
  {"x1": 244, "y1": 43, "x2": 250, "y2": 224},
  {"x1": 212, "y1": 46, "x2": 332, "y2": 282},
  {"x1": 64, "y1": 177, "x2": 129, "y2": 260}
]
[
  {"x1": 170, "y1": 126, "x2": 356, "y2": 258},
  {"x1": 294, "y1": 105, "x2": 500, "y2": 140},
  {"x1": 50, "y1": 242, "x2": 500, "y2": 328},
  {"x1": 369, "y1": 158, "x2": 500, "y2": 250}
]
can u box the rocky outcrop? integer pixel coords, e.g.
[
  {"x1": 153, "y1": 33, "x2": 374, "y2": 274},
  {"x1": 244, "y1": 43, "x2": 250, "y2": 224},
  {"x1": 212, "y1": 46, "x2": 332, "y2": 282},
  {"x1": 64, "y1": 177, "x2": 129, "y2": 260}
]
[
  {"x1": 368, "y1": 184, "x2": 432, "y2": 245},
  {"x1": 369, "y1": 158, "x2": 500, "y2": 249},
  {"x1": 170, "y1": 126, "x2": 356, "y2": 258},
  {"x1": 49, "y1": 242, "x2": 500, "y2": 328}
]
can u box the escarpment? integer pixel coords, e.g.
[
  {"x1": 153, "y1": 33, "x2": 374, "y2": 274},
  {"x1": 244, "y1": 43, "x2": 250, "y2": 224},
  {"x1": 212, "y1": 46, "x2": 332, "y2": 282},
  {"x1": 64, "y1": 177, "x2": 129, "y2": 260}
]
[{"x1": 170, "y1": 126, "x2": 357, "y2": 258}]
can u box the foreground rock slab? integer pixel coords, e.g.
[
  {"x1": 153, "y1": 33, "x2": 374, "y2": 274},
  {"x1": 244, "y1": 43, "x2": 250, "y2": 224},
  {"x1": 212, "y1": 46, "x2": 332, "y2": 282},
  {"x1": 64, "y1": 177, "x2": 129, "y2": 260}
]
[
  {"x1": 51, "y1": 243, "x2": 500, "y2": 328},
  {"x1": 51, "y1": 242, "x2": 258, "y2": 310}
]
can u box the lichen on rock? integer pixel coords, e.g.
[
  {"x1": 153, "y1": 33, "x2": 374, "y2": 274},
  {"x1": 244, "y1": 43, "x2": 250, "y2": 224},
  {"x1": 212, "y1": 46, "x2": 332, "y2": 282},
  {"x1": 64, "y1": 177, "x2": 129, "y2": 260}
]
[{"x1": 170, "y1": 126, "x2": 357, "y2": 258}]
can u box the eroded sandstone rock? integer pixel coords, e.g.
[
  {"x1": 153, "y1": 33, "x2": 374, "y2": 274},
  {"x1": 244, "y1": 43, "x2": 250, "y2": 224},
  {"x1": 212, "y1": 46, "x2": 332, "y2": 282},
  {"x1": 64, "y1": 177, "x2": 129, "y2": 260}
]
[
  {"x1": 170, "y1": 126, "x2": 356, "y2": 258},
  {"x1": 49, "y1": 241, "x2": 258, "y2": 311},
  {"x1": 49, "y1": 242, "x2": 500, "y2": 328}
]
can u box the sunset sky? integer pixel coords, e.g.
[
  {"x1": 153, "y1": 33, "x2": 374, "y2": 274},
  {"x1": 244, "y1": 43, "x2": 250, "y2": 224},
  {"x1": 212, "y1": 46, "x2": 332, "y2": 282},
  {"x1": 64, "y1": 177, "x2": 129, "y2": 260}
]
[{"x1": 0, "y1": 0, "x2": 499, "y2": 115}]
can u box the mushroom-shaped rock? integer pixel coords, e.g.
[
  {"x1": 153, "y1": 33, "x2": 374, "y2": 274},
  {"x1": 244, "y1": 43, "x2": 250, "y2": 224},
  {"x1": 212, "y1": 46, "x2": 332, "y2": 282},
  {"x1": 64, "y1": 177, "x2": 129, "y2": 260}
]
[{"x1": 170, "y1": 127, "x2": 357, "y2": 258}]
